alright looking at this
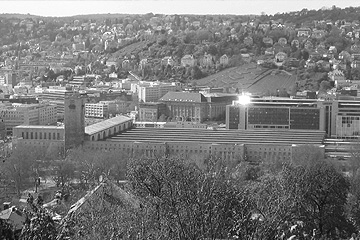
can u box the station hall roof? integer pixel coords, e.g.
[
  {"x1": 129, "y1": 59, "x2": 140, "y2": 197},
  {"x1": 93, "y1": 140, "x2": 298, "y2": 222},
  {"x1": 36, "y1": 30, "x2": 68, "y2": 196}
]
[
  {"x1": 108, "y1": 128, "x2": 325, "y2": 145},
  {"x1": 85, "y1": 115, "x2": 132, "y2": 135}
]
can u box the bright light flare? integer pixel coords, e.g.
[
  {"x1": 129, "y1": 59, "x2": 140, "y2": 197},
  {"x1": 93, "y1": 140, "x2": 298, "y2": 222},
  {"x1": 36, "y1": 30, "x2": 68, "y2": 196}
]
[{"x1": 237, "y1": 94, "x2": 251, "y2": 105}]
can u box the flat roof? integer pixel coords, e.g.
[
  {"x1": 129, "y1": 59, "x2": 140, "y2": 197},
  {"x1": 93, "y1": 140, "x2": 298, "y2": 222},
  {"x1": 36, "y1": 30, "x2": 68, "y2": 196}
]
[
  {"x1": 108, "y1": 128, "x2": 325, "y2": 145},
  {"x1": 13, "y1": 125, "x2": 64, "y2": 130},
  {"x1": 85, "y1": 115, "x2": 132, "y2": 135}
]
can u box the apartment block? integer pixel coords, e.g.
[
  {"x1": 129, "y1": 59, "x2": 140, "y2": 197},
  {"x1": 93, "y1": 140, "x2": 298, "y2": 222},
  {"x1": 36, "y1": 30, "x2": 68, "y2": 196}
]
[
  {"x1": 85, "y1": 102, "x2": 110, "y2": 118},
  {"x1": 0, "y1": 103, "x2": 57, "y2": 133}
]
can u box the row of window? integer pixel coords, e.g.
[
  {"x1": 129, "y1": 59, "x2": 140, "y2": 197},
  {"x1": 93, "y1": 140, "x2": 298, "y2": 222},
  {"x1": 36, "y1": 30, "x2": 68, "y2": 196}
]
[{"x1": 21, "y1": 131, "x2": 62, "y2": 140}]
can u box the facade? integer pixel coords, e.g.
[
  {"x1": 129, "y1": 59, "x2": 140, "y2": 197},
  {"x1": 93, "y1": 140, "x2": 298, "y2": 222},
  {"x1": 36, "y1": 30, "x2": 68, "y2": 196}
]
[
  {"x1": 83, "y1": 127, "x2": 325, "y2": 164},
  {"x1": 138, "y1": 102, "x2": 167, "y2": 122},
  {"x1": 226, "y1": 98, "x2": 326, "y2": 131},
  {"x1": 181, "y1": 55, "x2": 195, "y2": 67},
  {"x1": 64, "y1": 93, "x2": 86, "y2": 150},
  {"x1": 0, "y1": 103, "x2": 57, "y2": 133},
  {"x1": 226, "y1": 97, "x2": 360, "y2": 139},
  {"x1": 85, "y1": 102, "x2": 111, "y2": 118},
  {"x1": 13, "y1": 125, "x2": 65, "y2": 154},
  {"x1": 219, "y1": 54, "x2": 229, "y2": 65},
  {"x1": 39, "y1": 87, "x2": 74, "y2": 118},
  {"x1": 159, "y1": 92, "x2": 208, "y2": 122},
  {"x1": 68, "y1": 75, "x2": 94, "y2": 88},
  {"x1": 160, "y1": 92, "x2": 237, "y2": 123},
  {"x1": 137, "y1": 82, "x2": 177, "y2": 102}
]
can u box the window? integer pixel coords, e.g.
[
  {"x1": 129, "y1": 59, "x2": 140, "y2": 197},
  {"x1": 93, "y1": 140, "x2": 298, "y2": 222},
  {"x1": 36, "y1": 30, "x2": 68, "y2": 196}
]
[
  {"x1": 53, "y1": 133, "x2": 56, "y2": 140},
  {"x1": 49, "y1": 133, "x2": 51, "y2": 139},
  {"x1": 30, "y1": 132, "x2": 33, "y2": 139},
  {"x1": 39, "y1": 132, "x2": 42, "y2": 139},
  {"x1": 57, "y1": 133, "x2": 60, "y2": 140}
]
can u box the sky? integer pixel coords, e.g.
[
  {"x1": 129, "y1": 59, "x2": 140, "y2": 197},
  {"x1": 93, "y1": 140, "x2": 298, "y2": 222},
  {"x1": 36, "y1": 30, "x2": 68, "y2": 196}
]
[{"x1": 0, "y1": 0, "x2": 359, "y2": 17}]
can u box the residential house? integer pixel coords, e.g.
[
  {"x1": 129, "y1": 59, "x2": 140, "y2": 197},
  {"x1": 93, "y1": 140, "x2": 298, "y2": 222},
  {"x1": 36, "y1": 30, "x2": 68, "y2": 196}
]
[
  {"x1": 328, "y1": 69, "x2": 345, "y2": 82},
  {"x1": 161, "y1": 56, "x2": 175, "y2": 66},
  {"x1": 219, "y1": 54, "x2": 229, "y2": 66},
  {"x1": 351, "y1": 53, "x2": 360, "y2": 62},
  {"x1": 351, "y1": 60, "x2": 360, "y2": 69},
  {"x1": 241, "y1": 54, "x2": 252, "y2": 63},
  {"x1": 291, "y1": 39, "x2": 300, "y2": 48},
  {"x1": 330, "y1": 59, "x2": 341, "y2": 69},
  {"x1": 304, "y1": 40, "x2": 313, "y2": 51},
  {"x1": 139, "y1": 59, "x2": 148, "y2": 70},
  {"x1": 122, "y1": 59, "x2": 131, "y2": 70},
  {"x1": 263, "y1": 37, "x2": 274, "y2": 46},
  {"x1": 311, "y1": 29, "x2": 326, "y2": 39},
  {"x1": 296, "y1": 28, "x2": 311, "y2": 37},
  {"x1": 329, "y1": 46, "x2": 337, "y2": 54},
  {"x1": 278, "y1": 37, "x2": 288, "y2": 46},
  {"x1": 106, "y1": 57, "x2": 118, "y2": 68},
  {"x1": 350, "y1": 44, "x2": 360, "y2": 53},
  {"x1": 305, "y1": 59, "x2": 316, "y2": 69},
  {"x1": 339, "y1": 51, "x2": 351, "y2": 62},
  {"x1": 201, "y1": 53, "x2": 214, "y2": 67},
  {"x1": 354, "y1": 29, "x2": 360, "y2": 39},
  {"x1": 265, "y1": 47, "x2": 275, "y2": 56},
  {"x1": 275, "y1": 52, "x2": 287, "y2": 63},
  {"x1": 244, "y1": 36, "x2": 253, "y2": 46},
  {"x1": 181, "y1": 55, "x2": 196, "y2": 67}
]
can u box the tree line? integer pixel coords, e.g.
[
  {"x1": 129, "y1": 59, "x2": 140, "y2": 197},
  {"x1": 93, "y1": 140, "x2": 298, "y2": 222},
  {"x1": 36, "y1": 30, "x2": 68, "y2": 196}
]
[{"x1": 2, "y1": 145, "x2": 360, "y2": 239}]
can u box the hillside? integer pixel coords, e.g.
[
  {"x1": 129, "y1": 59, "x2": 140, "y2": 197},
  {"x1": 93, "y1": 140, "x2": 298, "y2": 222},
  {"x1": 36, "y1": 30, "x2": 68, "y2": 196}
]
[
  {"x1": 112, "y1": 40, "x2": 155, "y2": 59},
  {"x1": 195, "y1": 63, "x2": 296, "y2": 95}
]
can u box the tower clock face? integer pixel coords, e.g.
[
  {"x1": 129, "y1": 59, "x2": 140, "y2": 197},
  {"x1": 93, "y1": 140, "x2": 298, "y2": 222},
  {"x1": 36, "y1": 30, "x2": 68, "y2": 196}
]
[{"x1": 69, "y1": 99, "x2": 76, "y2": 109}]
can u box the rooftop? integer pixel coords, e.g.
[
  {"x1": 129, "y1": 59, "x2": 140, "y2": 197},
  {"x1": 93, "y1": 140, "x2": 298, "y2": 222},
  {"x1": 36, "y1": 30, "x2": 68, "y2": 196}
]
[
  {"x1": 159, "y1": 92, "x2": 207, "y2": 103},
  {"x1": 85, "y1": 115, "x2": 132, "y2": 135},
  {"x1": 13, "y1": 125, "x2": 64, "y2": 130},
  {"x1": 108, "y1": 128, "x2": 325, "y2": 145}
]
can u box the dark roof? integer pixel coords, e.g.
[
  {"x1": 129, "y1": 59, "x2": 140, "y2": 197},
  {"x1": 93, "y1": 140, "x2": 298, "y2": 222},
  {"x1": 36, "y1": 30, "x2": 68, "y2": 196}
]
[
  {"x1": 159, "y1": 92, "x2": 207, "y2": 103},
  {"x1": 109, "y1": 128, "x2": 325, "y2": 145}
]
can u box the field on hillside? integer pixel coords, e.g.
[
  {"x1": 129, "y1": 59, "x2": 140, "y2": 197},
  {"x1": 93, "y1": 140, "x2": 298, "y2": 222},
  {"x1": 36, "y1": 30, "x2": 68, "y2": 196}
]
[
  {"x1": 113, "y1": 40, "x2": 155, "y2": 58},
  {"x1": 196, "y1": 63, "x2": 297, "y2": 95}
]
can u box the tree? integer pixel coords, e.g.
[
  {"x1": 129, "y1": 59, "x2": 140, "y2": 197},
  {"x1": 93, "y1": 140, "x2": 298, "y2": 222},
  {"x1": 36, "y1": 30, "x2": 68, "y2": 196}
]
[
  {"x1": 20, "y1": 203, "x2": 57, "y2": 240},
  {"x1": 3, "y1": 146, "x2": 46, "y2": 195},
  {"x1": 127, "y1": 156, "x2": 246, "y2": 239},
  {"x1": 282, "y1": 161, "x2": 354, "y2": 238},
  {"x1": 190, "y1": 65, "x2": 203, "y2": 79},
  {"x1": 319, "y1": 80, "x2": 332, "y2": 93}
]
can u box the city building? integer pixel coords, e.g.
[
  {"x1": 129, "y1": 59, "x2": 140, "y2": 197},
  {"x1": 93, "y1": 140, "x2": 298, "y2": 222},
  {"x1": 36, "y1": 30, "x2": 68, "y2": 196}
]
[
  {"x1": 13, "y1": 125, "x2": 65, "y2": 154},
  {"x1": 68, "y1": 75, "x2": 94, "y2": 88},
  {"x1": 226, "y1": 97, "x2": 360, "y2": 139},
  {"x1": 159, "y1": 92, "x2": 237, "y2": 122},
  {"x1": 39, "y1": 87, "x2": 74, "y2": 119},
  {"x1": 0, "y1": 103, "x2": 57, "y2": 134},
  {"x1": 83, "y1": 127, "x2": 325, "y2": 163},
  {"x1": 137, "y1": 82, "x2": 178, "y2": 102},
  {"x1": 138, "y1": 102, "x2": 166, "y2": 122},
  {"x1": 85, "y1": 102, "x2": 112, "y2": 118},
  {"x1": 13, "y1": 94, "x2": 328, "y2": 165},
  {"x1": 64, "y1": 92, "x2": 86, "y2": 150},
  {"x1": 226, "y1": 97, "x2": 325, "y2": 131}
]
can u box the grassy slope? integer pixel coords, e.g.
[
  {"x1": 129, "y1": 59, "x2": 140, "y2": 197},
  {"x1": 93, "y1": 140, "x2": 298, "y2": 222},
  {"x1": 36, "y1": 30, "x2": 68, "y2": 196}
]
[{"x1": 195, "y1": 63, "x2": 296, "y2": 95}]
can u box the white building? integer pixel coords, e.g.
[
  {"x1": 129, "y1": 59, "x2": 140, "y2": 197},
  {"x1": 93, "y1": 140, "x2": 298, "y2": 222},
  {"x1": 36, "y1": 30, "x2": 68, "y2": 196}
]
[
  {"x1": 85, "y1": 102, "x2": 110, "y2": 118},
  {"x1": 137, "y1": 82, "x2": 178, "y2": 102}
]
